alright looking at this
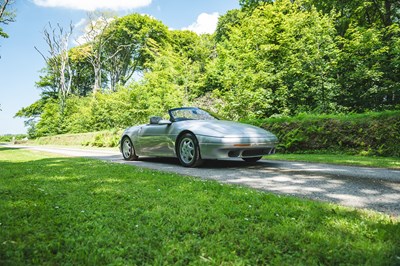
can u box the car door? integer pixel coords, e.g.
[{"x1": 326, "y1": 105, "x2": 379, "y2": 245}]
[{"x1": 136, "y1": 124, "x2": 175, "y2": 157}]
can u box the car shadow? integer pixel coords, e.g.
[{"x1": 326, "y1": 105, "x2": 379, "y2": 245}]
[{"x1": 135, "y1": 157, "x2": 279, "y2": 169}]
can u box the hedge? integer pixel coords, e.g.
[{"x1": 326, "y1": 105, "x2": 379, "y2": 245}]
[
  {"x1": 247, "y1": 111, "x2": 400, "y2": 157},
  {"x1": 31, "y1": 130, "x2": 122, "y2": 148},
  {"x1": 18, "y1": 111, "x2": 400, "y2": 157}
]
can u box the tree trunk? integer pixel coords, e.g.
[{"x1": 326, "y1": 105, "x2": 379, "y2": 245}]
[{"x1": 384, "y1": 0, "x2": 392, "y2": 26}]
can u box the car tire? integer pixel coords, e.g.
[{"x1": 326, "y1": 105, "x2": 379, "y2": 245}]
[
  {"x1": 121, "y1": 136, "x2": 138, "y2": 161},
  {"x1": 242, "y1": 156, "x2": 262, "y2": 163},
  {"x1": 177, "y1": 133, "x2": 203, "y2": 167}
]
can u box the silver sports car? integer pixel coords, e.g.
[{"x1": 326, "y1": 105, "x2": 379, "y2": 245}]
[{"x1": 120, "y1": 107, "x2": 278, "y2": 167}]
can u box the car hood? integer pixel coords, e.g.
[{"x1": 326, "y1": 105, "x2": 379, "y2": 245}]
[{"x1": 182, "y1": 120, "x2": 277, "y2": 139}]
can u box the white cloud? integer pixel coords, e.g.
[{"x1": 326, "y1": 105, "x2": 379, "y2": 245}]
[
  {"x1": 74, "y1": 16, "x2": 115, "y2": 45},
  {"x1": 183, "y1": 12, "x2": 219, "y2": 35},
  {"x1": 74, "y1": 18, "x2": 87, "y2": 28},
  {"x1": 72, "y1": 18, "x2": 87, "y2": 45},
  {"x1": 33, "y1": 0, "x2": 152, "y2": 11}
]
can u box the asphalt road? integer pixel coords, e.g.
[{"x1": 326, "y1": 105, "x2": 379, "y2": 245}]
[{"x1": 8, "y1": 145, "x2": 400, "y2": 216}]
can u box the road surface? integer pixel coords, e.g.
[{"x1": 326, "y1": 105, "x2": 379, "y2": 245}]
[{"x1": 6, "y1": 145, "x2": 400, "y2": 216}]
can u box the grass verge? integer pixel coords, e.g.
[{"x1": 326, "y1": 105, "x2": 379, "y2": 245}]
[
  {"x1": 1, "y1": 147, "x2": 399, "y2": 265},
  {"x1": 267, "y1": 153, "x2": 400, "y2": 169}
]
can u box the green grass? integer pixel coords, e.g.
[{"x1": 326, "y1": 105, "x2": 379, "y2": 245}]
[
  {"x1": 267, "y1": 153, "x2": 400, "y2": 169},
  {"x1": 1, "y1": 147, "x2": 399, "y2": 265}
]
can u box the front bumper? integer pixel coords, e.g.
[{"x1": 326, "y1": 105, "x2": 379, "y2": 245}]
[{"x1": 197, "y1": 135, "x2": 278, "y2": 160}]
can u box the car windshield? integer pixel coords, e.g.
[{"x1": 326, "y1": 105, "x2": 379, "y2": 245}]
[{"x1": 169, "y1": 108, "x2": 217, "y2": 121}]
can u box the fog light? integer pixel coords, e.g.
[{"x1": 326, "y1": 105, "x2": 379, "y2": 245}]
[{"x1": 233, "y1": 144, "x2": 250, "y2": 147}]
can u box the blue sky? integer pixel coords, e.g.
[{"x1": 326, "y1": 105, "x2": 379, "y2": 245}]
[{"x1": 0, "y1": 0, "x2": 240, "y2": 135}]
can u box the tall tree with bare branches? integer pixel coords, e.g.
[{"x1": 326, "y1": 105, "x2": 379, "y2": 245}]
[
  {"x1": 0, "y1": 0, "x2": 15, "y2": 38},
  {"x1": 76, "y1": 12, "x2": 117, "y2": 94},
  {"x1": 35, "y1": 23, "x2": 74, "y2": 112},
  {"x1": 1, "y1": 0, "x2": 15, "y2": 111},
  {"x1": 0, "y1": 0, "x2": 15, "y2": 39},
  {"x1": 0, "y1": 0, "x2": 15, "y2": 59}
]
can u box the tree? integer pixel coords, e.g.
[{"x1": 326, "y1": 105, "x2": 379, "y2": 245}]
[
  {"x1": 215, "y1": 9, "x2": 244, "y2": 42},
  {"x1": 241, "y1": 0, "x2": 400, "y2": 34},
  {"x1": 303, "y1": 0, "x2": 400, "y2": 35},
  {"x1": 169, "y1": 30, "x2": 214, "y2": 98},
  {"x1": 14, "y1": 98, "x2": 49, "y2": 137},
  {"x1": 36, "y1": 46, "x2": 95, "y2": 98},
  {"x1": 0, "y1": 0, "x2": 15, "y2": 39},
  {"x1": 69, "y1": 46, "x2": 94, "y2": 96},
  {"x1": 77, "y1": 12, "x2": 116, "y2": 94},
  {"x1": 335, "y1": 25, "x2": 399, "y2": 112},
  {"x1": 35, "y1": 22, "x2": 74, "y2": 112},
  {"x1": 0, "y1": 0, "x2": 15, "y2": 60},
  {"x1": 209, "y1": 0, "x2": 339, "y2": 119},
  {"x1": 127, "y1": 46, "x2": 187, "y2": 121},
  {"x1": 103, "y1": 13, "x2": 169, "y2": 91},
  {"x1": 35, "y1": 67, "x2": 59, "y2": 99},
  {"x1": 239, "y1": 0, "x2": 273, "y2": 10}
]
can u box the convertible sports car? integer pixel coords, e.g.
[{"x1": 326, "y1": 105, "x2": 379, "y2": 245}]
[{"x1": 120, "y1": 107, "x2": 278, "y2": 167}]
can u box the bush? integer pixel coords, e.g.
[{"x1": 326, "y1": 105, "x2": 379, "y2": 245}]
[
  {"x1": 33, "y1": 130, "x2": 122, "y2": 148},
  {"x1": 247, "y1": 111, "x2": 400, "y2": 157},
  {"x1": 87, "y1": 130, "x2": 121, "y2": 147},
  {"x1": 0, "y1": 134, "x2": 27, "y2": 143}
]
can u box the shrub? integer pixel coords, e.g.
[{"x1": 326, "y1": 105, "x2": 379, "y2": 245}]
[
  {"x1": 246, "y1": 111, "x2": 400, "y2": 157},
  {"x1": 33, "y1": 130, "x2": 123, "y2": 148}
]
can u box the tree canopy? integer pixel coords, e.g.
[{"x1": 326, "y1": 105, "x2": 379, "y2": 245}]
[
  {"x1": 0, "y1": 0, "x2": 15, "y2": 39},
  {"x1": 16, "y1": 0, "x2": 400, "y2": 137}
]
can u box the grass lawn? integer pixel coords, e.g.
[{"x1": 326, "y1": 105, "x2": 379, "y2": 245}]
[
  {"x1": 267, "y1": 153, "x2": 400, "y2": 169},
  {"x1": 0, "y1": 147, "x2": 399, "y2": 265}
]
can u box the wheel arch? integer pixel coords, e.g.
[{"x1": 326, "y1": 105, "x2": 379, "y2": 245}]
[
  {"x1": 175, "y1": 130, "x2": 202, "y2": 159},
  {"x1": 120, "y1": 134, "x2": 138, "y2": 154},
  {"x1": 120, "y1": 134, "x2": 131, "y2": 150},
  {"x1": 120, "y1": 134, "x2": 139, "y2": 161}
]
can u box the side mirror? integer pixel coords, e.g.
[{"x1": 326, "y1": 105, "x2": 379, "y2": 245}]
[
  {"x1": 150, "y1": 116, "x2": 162, "y2": 124},
  {"x1": 158, "y1": 119, "x2": 172, "y2": 125}
]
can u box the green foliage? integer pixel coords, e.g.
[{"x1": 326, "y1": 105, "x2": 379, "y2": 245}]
[
  {"x1": 68, "y1": 47, "x2": 94, "y2": 96},
  {"x1": 335, "y1": 25, "x2": 400, "y2": 112},
  {"x1": 0, "y1": 0, "x2": 16, "y2": 39},
  {"x1": 14, "y1": 98, "x2": 48, "y2": 118},
  {"x1": 34, "y1": 67, "x2": 59, "y2": 99},
  {"x1": 0, "y1": 134, "x2": 27, "y2": 142},
  {"x1": 215, "y1": 9, "x2": 244, "y2": 42},
  {"x1": 31, "y1": 130, "x2": 121, "y2": 148},
  {"x1": 35, "y1": 89, "x2": 142, "y2": 136},
  {"x1": 17, "y1": 1, "x2": 400, "y2": 138},
  {"x1": 0, "y1": 27, "x2": 6, "y2": 38},
  {"x1": 239, "y1": 0, "x2": 273, "y2": 10},
  {"x1": 169, "y1": 30, "x2": 213, "y2": 98},
  {"x1": 210, "y1": 0, "x2": 340, "y2": 119},
  {"x1": 303, "y1": 0, "x2": 400, "y2": 33},
  {"x1": 34, "y1": 99, "x2": 63, "y2": 136},
  {"x1": 1, "y1": 147, "x2": 399, "y2": 265},
  {"x1": 249, "y1": 111, "x2": 400, "y2": 157},
  {"x1": 130, "y1": 49, "x2": 187, "y2": 118},
  {"x1": 103, "y1": 14, "x2": 170, "y2": 91},
  {"x1": 85, "y1": 130, "x2": 120, "y2": 147}
]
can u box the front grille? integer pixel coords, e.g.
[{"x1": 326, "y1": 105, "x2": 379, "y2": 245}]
[
  {"x1": 228, "y1": 150, "x2": 241, "y2": 157},
  {"x1": 242, "y1": 149, "x2": 270, "y2": 157}
]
